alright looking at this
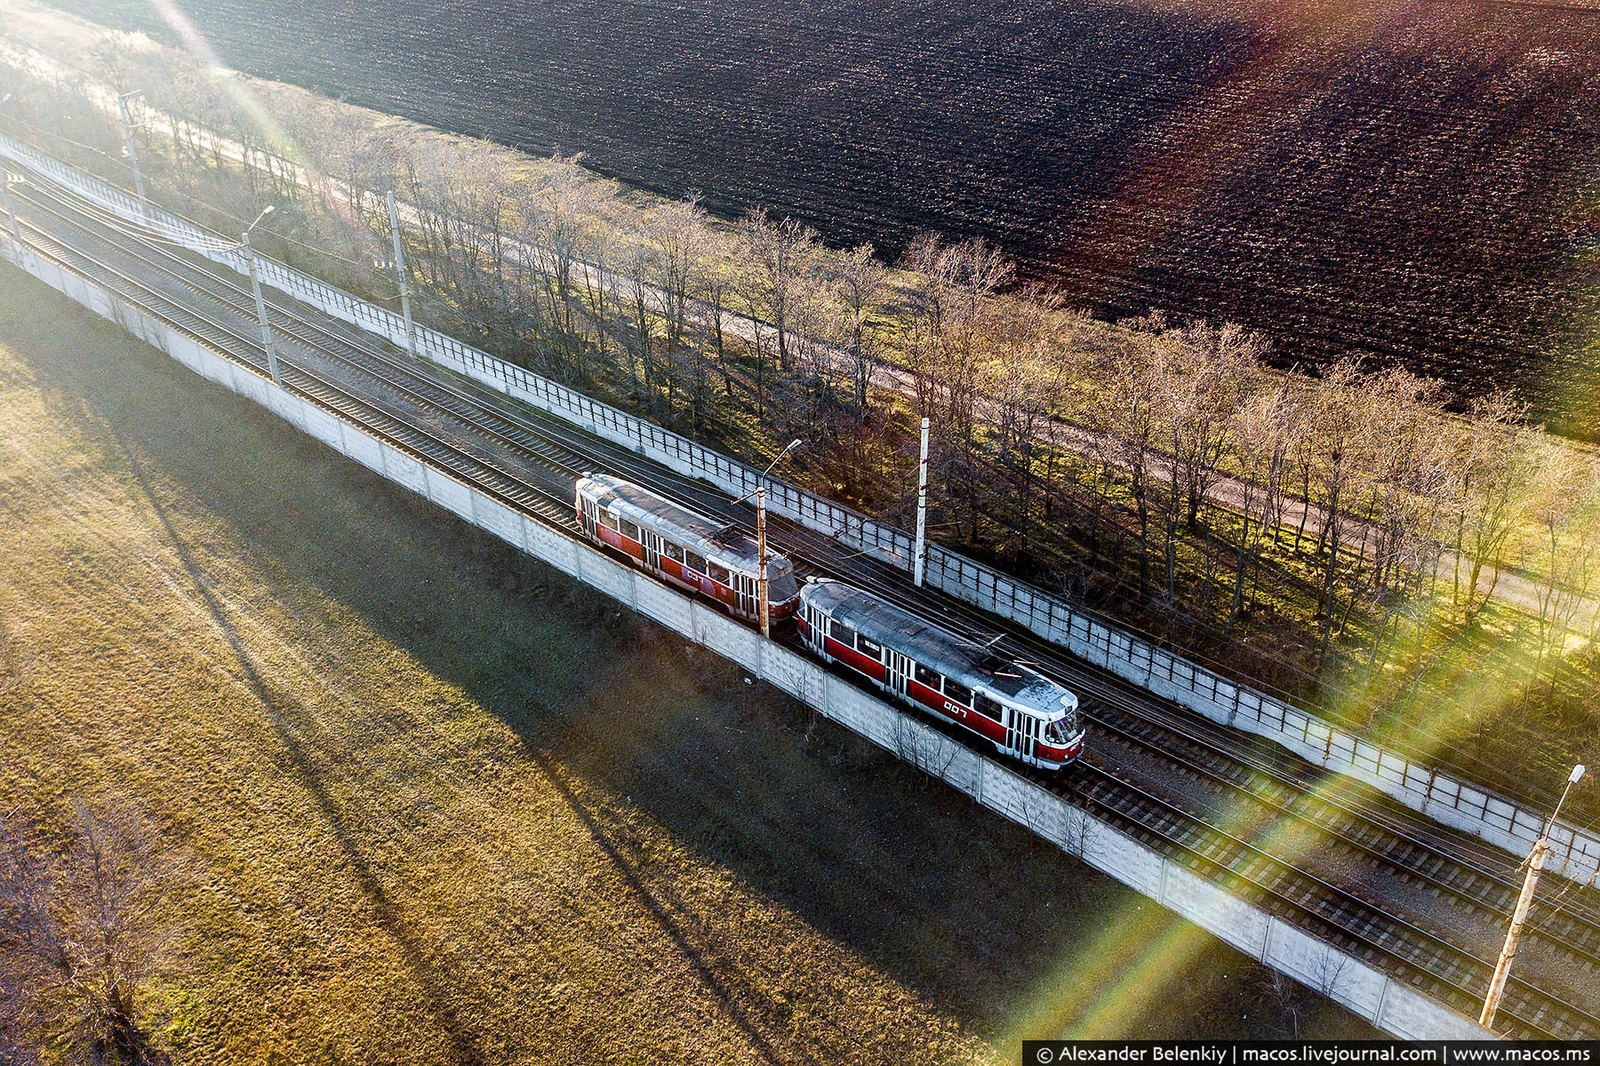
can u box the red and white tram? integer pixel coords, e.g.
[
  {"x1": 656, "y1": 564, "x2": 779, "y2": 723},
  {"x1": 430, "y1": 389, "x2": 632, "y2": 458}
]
[
  {"x1": 576, "y1": 474, "x2": 801, "y2": 624},
  {"x1": 798, "y1": 578, "x2": 1085, "y2": 769}
]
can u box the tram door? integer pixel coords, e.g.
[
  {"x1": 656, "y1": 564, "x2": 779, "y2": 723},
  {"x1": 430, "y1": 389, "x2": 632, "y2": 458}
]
[
  {"x1": 735, "y1": 574, "x2": 755, "y2": 619},
  {"x1": 883, "y1": 648, "x2": 911, "y2": 700},
  {"x1": 640, "y1": 530, "x2": 661, "y2": 572},
  {"x1": 1003, "y1": 708, "x2": 1031, "y2": 760}
]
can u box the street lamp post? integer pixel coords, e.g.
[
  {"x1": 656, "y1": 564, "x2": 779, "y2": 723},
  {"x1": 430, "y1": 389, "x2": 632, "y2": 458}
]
[
  {"x1": 1479, "y1": 763, "x2": 1587, "y2": 1029},
  {"x1": 748, "y1": 439, "x2": 802, "y2": 640},
  {"x1": 240, "y1": 205, "x2": 279, "y2": 385}
]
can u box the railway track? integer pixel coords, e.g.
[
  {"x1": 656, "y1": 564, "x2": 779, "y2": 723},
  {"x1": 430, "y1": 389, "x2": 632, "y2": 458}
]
[{"x1": 9, "y1": 168, "x2": 1599, "y2": 1039}]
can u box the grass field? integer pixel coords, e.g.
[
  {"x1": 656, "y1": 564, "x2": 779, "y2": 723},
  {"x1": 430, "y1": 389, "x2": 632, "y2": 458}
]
[{"x1": 0, "y1": 262, "x2": 1373, "y2": 1062}]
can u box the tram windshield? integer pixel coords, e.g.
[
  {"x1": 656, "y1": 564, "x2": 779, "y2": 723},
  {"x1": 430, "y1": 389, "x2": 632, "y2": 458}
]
[
  {"x1": 767, "y1": 558, "x2": 800, "y2": 601},
  {"x1": 1044, "y1": 716, "x2": 1077, "y2": 745}
]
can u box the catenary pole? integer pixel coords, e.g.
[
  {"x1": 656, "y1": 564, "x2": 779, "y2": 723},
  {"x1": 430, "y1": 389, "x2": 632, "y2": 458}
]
[
  {"x1": 0, "y1": 98, "x2": 21, "y2": 256},
  {"x1": 914, "y1": 416, "x2": 930, "y2": 586},
  {"x1": 751, "y1": 439, "x2": 802, "y2": 639},
  {"x1": 385, "y1": 190, "x2": 418, "y2": 357},
  {"x1": 1, "y1": 172, "x2": 21, "y2": 255},
  {"x1": 116, "y1": 91, "x2": 146, "y2": 208}
]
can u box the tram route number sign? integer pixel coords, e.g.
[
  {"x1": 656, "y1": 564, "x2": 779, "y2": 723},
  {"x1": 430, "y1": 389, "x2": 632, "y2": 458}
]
[{"x1": 1021, "y1": 1043, "x2": 1599, "y2": 1066}]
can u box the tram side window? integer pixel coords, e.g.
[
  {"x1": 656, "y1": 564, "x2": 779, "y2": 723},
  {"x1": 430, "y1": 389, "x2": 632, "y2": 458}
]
[
  {"x1": 944, "y1": 679, "x2": 972, "y2": 706},
  {"x1": 621, "y1": 518, "x2": 640, "y2": 541},
  {"x1": 914, "y1": 663, "x2": 940, "y2": 689},
  {"x1": 856, "y1": 635, "x2": 882, "y2": 660},
  {"x1": 662, "y1": 542, "x2": 685, "y2": 563},
  {"x1": 685, "y1": 550, "x2": 707, "y2": 574},
  {"x1": 707, "y1": 563, "x2": 731, "y2": 586},
  {"x1": 974, "y1": 693, "x2": 1003, "y2": 720},
  {"x1": 599, "y1": 511, "x2": 619, "y2": 531},
  {"x1": 829, "y1": 618, "x2": 857, "y2": 646}
]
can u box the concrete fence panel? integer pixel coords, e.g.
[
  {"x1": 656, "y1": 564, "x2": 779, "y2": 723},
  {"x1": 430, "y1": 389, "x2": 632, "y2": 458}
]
[
  {"x1": 469, "y1": 494, "x2": 525, "y2": 552},
  {"x1": 1158, "y1": 861, "x2": 1270, "y2": 959},
  {"x1": 523, "y1": 518, "x2": 581, "y2": 577},
  {"x1": 379, "y1": 448, "x2": 428, "y2": 496}
]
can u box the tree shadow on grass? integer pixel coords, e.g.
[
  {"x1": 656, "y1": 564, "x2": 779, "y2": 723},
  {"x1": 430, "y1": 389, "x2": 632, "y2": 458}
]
[{"x1": 108, "y1": 432, "x2": 488, "y2": 1066}]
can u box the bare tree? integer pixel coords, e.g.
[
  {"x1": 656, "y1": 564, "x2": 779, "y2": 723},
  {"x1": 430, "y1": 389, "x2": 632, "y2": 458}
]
[
  {"x1": 827, "y1": 242, "x2": 887, "y2": 412},
  {"x1": 1091, "y1": 338, "x2": 1164, "y2": 597},
  {"x1": 1529, "y1": 450, "x2": 1600, "y2": 696},
  {"x1": 645, "y1": 196, "x2": 706, "y2": 367},
  {"x1": 1226, "y1": 381, "x2": 1297, "y2": 633},
  {"x1": 527, "y1": 155, "x2": 614, "y2": 343},
  {"x1": 1308, "y1": 361, "x2": 1367, "y2": 665},
  {"x1": 691, "y1": 229, "x2": 739, "y2": 400},
  {"x1": 1451, "y1": 395, "x2": 1538, "y2": 621},
  {"x1": 1256, "y1": 967, "x2": 1308, "y2": 1037},
  {"x1": 890, "y1": 715, "x2": 960, "y2": 783},
  {"x1": 900, "y1": 232, "x2": 951, "y2": 420},
  {"x1": 736, "y1": 210, "x2": 819, "y2": 374},
  {"x1": 1310, "y1": 945, "x2": 1353, "y2": 1005},
  {"x1": 0, "y1": 800, "x2": 185, "y2": 1065},
  {"x1": 987, "y1": 286, "x2": 1072, "y2": 556}
]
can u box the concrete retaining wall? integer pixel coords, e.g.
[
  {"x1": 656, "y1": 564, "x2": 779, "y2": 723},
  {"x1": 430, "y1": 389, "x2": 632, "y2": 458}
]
[{"x1": 0, "y1": 231, "x2": 1496, "y2": 1041}]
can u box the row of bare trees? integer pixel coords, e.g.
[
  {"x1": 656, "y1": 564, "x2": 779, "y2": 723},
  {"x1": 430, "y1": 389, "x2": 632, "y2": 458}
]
[{"x1": 9, "y1": 39, "x2": 1600, "y2": 733}]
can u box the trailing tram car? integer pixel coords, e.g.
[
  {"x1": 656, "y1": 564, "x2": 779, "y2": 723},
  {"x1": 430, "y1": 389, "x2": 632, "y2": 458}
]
[
  {"x1": 798, "y1": 578, "x2": 1085, "y2": 769},
  {"x1": 576, "y1": 474, "x2": 801, "y2": 624}
]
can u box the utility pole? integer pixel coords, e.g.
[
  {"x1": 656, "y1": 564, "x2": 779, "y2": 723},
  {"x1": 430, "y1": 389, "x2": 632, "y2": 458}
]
[
  {"x1": 116, "y1": 90, "x2": 146, "y2": 208},
  {"x1": 385, "y1": 190, "x2": 418, "y2": 357},
  {"x1": 241, "y1": 205, "x2": 279, "y2": 386},
  {"x1": 747, "y1": 438, "x2": 802, "y2": 640},
  {"x1": 757, "y1": 484, "x2": 770, "y2": 638},
  {"x1": 914, "y1": 416, "x2": 930, "y2": 586},
  {"x1": 1480, "y1": 763, "x2": 1586, "y2": 1029}
]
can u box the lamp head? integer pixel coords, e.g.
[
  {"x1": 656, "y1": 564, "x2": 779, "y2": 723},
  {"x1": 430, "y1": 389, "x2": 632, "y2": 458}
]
[
  {"x1": 1572, "y1": 765, "x2": 1587, "y2": 786},
  {"x1": 244, "y1": 204, "x2": 277, "y2": 238}
]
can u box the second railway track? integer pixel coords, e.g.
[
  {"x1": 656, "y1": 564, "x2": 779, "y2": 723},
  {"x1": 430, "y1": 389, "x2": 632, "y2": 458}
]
[{"x1": 10, "y1": 166, "x2": 1600, "y2": 1039}]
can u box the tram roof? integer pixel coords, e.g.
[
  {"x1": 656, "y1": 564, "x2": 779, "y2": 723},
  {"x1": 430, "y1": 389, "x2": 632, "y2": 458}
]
[
  {"x1": 579, "y1": 474, "x2": 793, "y2": 580},
  {"x1": 802, "y1": 579, "x2": 1075, "y2": 717}
]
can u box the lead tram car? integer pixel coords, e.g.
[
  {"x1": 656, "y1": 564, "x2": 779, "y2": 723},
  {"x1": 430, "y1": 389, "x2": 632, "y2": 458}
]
[
  {"x1": 576, "y1": 474, "x2": 801, "y2": 625},
  {"x1": 799, "y1": 578, "x2": 1085, "y2": 769}
]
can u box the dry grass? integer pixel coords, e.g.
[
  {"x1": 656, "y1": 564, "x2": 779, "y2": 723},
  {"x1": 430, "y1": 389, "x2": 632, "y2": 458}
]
[{"x1": 0, "y1": 263, "x2": 1372, "y2": 1063}]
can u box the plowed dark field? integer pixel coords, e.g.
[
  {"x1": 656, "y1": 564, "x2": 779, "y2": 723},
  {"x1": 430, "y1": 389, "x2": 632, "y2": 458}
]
[{"x1": 43, "y1": 0, "x2": 1600, "y2": 428}]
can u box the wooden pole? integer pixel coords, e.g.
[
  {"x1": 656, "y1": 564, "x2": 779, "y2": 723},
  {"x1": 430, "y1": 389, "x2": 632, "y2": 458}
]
[{"x1": 758, "y1": 486, "x2": 769, "y2": 639}]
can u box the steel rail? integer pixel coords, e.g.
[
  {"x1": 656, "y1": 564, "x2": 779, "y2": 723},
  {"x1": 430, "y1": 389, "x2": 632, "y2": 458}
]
[
  {"x1": 9, "y1": 190, "x2": 1598, "y2": 1038},
  {"x1": 9, "y1": 214, "x2": 582, "y2": 529},
  {"x1": 1063, "y1": 760, "x2": 1588, "y2": 1040}
]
